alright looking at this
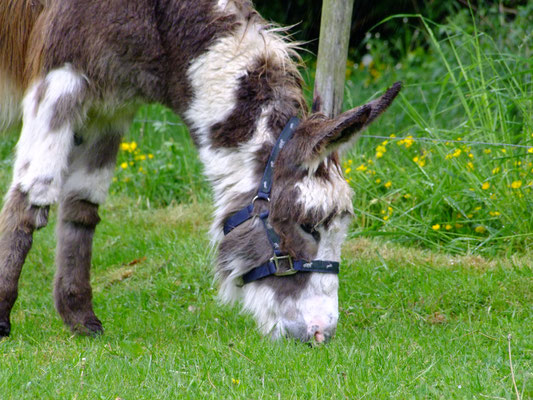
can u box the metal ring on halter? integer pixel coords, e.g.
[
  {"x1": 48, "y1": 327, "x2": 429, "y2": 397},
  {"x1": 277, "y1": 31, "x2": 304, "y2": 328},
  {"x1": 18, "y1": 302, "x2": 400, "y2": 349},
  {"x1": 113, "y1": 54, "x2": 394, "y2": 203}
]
[{"x1": 252, "y1": 195, "x2": 270, "y2": 205}]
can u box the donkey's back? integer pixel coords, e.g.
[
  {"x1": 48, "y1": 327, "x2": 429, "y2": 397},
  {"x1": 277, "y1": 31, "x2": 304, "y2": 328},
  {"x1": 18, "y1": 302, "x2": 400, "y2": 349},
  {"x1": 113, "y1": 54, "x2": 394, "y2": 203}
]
[{"x1": 0, "y1": 0, "x2": 245, "y2": 336}]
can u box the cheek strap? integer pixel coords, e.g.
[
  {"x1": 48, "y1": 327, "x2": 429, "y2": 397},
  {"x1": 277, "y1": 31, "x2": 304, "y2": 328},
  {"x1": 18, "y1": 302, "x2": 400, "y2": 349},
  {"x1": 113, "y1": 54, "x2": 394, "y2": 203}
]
[{"x1": 222, "y1": 117, "x2": 340, "y2": 286}]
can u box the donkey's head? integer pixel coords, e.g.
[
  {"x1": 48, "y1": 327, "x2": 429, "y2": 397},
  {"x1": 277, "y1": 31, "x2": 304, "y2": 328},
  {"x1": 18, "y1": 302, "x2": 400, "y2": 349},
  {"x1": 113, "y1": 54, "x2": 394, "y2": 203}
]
[{"x1": 218, "y1": 82, "x2": 401, "y2": 342}]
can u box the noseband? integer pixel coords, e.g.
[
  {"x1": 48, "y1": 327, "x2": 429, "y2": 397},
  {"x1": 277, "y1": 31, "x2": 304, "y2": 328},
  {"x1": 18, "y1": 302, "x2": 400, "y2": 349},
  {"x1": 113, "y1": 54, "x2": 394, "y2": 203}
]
[{"x1": 223, "y1": 117, "x2": 340, "y2": 285}]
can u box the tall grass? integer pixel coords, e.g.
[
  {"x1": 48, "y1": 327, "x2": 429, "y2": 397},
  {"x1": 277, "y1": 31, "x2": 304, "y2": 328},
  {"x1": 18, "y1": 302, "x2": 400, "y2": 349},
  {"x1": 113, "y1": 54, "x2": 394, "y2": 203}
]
[{"x1": 342, "y1": 4, "x2": 532, "y2": 255}]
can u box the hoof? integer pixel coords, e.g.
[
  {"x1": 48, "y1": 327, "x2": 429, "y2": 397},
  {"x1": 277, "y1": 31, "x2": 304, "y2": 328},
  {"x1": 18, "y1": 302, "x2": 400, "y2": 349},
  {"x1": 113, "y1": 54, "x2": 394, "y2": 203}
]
[
  {"x1": 71, "y1": 316, "x2": 103, "y2": 337},
  {"x1": 0, "y1": 321, "x2": 10, "y2": 337}
]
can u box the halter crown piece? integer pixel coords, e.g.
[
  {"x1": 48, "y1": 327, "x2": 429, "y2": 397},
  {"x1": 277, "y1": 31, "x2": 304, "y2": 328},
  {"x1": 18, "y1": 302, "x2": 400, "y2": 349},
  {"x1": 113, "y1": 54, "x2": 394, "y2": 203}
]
[{"x1": 223, "y1": 117, "x2": 340, "y2": 285}]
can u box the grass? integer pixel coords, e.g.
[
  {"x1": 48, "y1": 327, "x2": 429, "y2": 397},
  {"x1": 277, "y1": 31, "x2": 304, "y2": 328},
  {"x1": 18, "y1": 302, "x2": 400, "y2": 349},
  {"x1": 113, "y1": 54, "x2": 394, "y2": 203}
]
[
  {"x1": 1, "y1": 198, "x2": 531, "y2": 399},
  {"x1": 1, "y1": 4, "x2": 532, "y2": 399},
  {"x1": 339, "y1": 5, "x2": 533, "y2": 255}
]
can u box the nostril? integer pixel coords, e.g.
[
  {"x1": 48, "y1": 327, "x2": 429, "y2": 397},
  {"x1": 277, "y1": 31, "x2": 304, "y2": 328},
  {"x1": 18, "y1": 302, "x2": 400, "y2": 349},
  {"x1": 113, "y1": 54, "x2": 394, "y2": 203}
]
[
  {"x1": 314, "y1": 331, "x2": 325, "y2": 343},
  {"x1": 308, "y1": 323, "x2": 326, "y2": 343}
]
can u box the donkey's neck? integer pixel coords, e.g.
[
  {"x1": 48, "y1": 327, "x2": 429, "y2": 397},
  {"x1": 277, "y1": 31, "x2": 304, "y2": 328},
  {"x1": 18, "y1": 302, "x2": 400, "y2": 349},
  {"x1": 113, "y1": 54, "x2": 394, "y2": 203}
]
[{"x1": 181, "y1": 5, "x2": 305, "y2": 242}]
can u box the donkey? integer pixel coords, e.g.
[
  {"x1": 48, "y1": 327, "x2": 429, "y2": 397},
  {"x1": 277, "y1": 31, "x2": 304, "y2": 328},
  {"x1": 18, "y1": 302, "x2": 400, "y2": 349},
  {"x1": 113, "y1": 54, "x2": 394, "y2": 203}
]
[{"x1": 0, "y1": 0, "x2": 400, "y2": 342}]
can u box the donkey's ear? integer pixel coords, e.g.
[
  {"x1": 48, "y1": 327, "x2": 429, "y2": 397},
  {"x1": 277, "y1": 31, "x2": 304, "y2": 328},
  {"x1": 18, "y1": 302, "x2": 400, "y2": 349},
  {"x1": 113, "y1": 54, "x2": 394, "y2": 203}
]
[{"x1": 308, "y1": 81, "x2": 402, "y2": 160}]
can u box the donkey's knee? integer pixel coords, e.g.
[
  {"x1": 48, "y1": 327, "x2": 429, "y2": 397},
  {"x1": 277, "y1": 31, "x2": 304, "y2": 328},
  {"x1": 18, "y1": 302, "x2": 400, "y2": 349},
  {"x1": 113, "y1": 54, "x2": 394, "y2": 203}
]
[{"x1": 54, "y1": 195, "x2": 102, "y2": 335}]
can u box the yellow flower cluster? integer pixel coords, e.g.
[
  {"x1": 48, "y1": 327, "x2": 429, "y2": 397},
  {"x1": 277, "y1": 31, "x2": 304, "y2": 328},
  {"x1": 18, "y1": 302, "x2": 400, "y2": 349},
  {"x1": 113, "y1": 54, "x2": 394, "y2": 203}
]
[
  {"x1": 121, "y1": 141, "x2": 137, "y2": 152},
  {"x1": 413, "y1": 153, "x2": 427, "y2": 167},
  {"x1": 119, "y1": 141, "x2": 154, "y2": 175},
  {"x1": 381, "y1": 206, "x2": 393, "y2": 221},
  {"x1": 397, "y1": 136, "x2": 414, "y2": 148}
]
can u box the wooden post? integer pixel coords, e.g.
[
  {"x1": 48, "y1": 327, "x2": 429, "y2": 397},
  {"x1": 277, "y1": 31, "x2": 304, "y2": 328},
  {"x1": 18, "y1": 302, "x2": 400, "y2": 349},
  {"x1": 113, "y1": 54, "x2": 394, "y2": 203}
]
[{"x1": 314, "y1": 0, "x2": 355, "y2": 118}]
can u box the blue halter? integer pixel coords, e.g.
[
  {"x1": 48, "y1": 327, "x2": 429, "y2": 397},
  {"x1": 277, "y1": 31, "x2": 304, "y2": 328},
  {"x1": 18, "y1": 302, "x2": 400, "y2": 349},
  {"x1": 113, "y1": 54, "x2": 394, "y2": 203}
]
[{"x1": 223, "y1": 117, "x2": 340, "y2": 285}]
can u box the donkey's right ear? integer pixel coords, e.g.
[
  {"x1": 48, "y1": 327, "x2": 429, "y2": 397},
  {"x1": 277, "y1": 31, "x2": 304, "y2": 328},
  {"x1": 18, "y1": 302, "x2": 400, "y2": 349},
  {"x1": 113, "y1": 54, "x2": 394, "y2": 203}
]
[{"x1": 305, "y1": 82, "x2": 402, "y2": 162}]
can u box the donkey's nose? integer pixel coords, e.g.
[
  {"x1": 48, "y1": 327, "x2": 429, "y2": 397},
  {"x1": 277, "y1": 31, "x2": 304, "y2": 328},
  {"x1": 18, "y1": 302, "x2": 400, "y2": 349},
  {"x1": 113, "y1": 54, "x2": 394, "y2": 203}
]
[
  {"x1": 283, "y1": 317, "x2": 336, "y2": 343},
  {"x1": 308, "y1": 320, "x2": 330, "y2": 344}
]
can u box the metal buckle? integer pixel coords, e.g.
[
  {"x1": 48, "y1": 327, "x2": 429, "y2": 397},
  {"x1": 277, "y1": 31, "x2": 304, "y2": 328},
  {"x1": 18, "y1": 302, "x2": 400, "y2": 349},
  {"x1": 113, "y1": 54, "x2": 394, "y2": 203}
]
[
  {"x1": 272, "y1": 254, "x2": 296, "y2": 276},
  {"x1": 252, "y1": 195, "x2": 270, "y2": 205}
]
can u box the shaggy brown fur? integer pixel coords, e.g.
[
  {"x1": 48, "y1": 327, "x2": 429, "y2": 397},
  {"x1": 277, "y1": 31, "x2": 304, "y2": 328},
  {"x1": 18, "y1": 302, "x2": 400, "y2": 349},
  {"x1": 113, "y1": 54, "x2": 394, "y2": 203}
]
[{"x1": 0, "y1": 1, "x2": 43, "y2": 88}]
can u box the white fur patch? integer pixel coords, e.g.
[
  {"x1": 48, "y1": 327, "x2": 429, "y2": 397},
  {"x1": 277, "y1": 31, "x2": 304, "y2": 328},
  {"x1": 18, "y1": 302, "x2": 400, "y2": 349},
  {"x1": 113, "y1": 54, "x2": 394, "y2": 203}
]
[
  {"x1": 13, "y1": 65, "x2": 87, "y2": 205},
  {"x1": 296, "y1": 163, "x2": 353, "y2": 217}
]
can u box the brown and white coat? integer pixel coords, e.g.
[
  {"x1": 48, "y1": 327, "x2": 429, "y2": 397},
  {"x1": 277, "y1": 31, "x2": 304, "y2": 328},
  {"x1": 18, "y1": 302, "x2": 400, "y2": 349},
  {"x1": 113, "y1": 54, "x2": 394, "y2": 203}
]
[{"x1": 0, "y1": 0, "x2": 400, "y2": 341}]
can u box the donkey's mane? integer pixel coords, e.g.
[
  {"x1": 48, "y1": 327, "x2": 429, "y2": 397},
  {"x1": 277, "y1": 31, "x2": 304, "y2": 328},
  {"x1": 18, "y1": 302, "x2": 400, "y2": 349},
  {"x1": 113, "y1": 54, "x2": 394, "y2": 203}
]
[{"x1": 224, "y1": 0, "x2": 308, "y2": 117}]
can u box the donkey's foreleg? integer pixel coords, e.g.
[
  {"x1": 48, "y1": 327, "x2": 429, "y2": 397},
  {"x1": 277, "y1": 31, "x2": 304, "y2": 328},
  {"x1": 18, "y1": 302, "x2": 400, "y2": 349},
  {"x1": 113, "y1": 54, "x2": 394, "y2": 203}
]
[
  {"x1": 0, "y1": 65, "x2": 86, "y2": 336},
  {"x1": 0, "y1": 189, "x2": 49, "y2": 336},
  {"x1": 54, "y1": 132, "x2": 122, "y2": 335}
]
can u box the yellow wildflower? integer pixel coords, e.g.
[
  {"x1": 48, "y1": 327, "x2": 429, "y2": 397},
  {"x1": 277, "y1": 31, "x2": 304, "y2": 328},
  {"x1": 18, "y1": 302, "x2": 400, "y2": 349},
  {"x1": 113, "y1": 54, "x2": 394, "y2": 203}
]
[
  {"x1": 489, "y1": 211, "x2": 501, "y2": 217},
  {"x1": 376, "y1": 145, "x2": 387, "y2": 153},
  {"x1": 413, "y1": 155, "x2": 426, "y2": 167},
  {"x1": 120, "y1": 142, "x2": 130, "y2": 151},
  {"x1": 466, "y1": 161, "x2": 474, "y2": 170},
  {"x1": 231, "y1": 378, "x2": 240, "y2": 385},
  {"x1": 483, "y1": 149, "x2": 492, "y2": 154},
  {"x1": 375, "y1": 178, "x2": 382, "y2": 184},
  {"x1": 510, "y1": 180, "x2": 522, "y2": 189},
  {"x1": 384, "y1": 181, "x2": 392, "y2": 189},
  {"x1": 432, "y1": 224, "x2": 441, "y2": 231},
  {"x1": 445, "y1": 224, "x2": 452, "y2": 230},
  {"x1": 452, "y1": 148, "x2": 462, "y2": 157},
  {"x1": 356, "y1": 164, "x2": 367, "y2": 172},
  {"x1": 148, "y1": 154, "x2": 154, "y2": 159},
  {"x1": 403, "y1": 136, "x2": 414, "y2": 148},
  {"x1": 345, "y1": 168, "x2": 352, "y2": 174},
  {"x1": 376, "y1": 152, "x2": 384, "y2": 159},
  {"x1": 389, "y1": 134, "x2": 396, "y2": 138},
  {"x1": 481, "y1": 182, "x2": 490, "y2": 190},
  {"x1": 130, "y1": 142, "x2": 137, "y2": 151},
  {"x1": 120, "y1": 162, "x2": 128, "y2": 169},
  {"x1": 475, "y1": 226, "x2": 486, "y2": 234},
  {"x1": 403, "y1": 194, "x2": 411, "y2": 199},
  {"x1": 383, "y1": 216, "x2": 389, "y2": 221},
  {"x1": 492, "y1": 167, "x2": 500, "y2": 174},
  {"x1": 528, "y1": 148, "x2": 533, "y2": 154}
]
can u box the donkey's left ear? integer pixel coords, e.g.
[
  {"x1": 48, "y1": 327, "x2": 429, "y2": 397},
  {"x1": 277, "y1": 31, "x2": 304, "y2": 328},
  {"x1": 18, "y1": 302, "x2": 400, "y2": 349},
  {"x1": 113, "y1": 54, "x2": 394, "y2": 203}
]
[{"x1": 308, "y1": 81, "x2": 402, "y2": 160}]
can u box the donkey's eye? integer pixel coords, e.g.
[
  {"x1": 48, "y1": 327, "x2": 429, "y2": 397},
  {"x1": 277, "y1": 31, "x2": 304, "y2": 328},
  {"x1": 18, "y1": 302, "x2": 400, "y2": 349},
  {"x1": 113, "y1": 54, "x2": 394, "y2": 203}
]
[{"x1": 300, "y1": 224, "x2": 321, "y2": 241}]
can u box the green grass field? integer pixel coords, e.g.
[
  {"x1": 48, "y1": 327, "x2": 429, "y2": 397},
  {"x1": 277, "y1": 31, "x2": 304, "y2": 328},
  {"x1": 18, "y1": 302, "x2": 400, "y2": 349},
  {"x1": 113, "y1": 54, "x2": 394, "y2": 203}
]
[
  {"x1": 1, "y1": 4, "x2": 532, "y2": 399},
  {"x1": 0, "y1": 198, "x2": 531, "y2": 399}
]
